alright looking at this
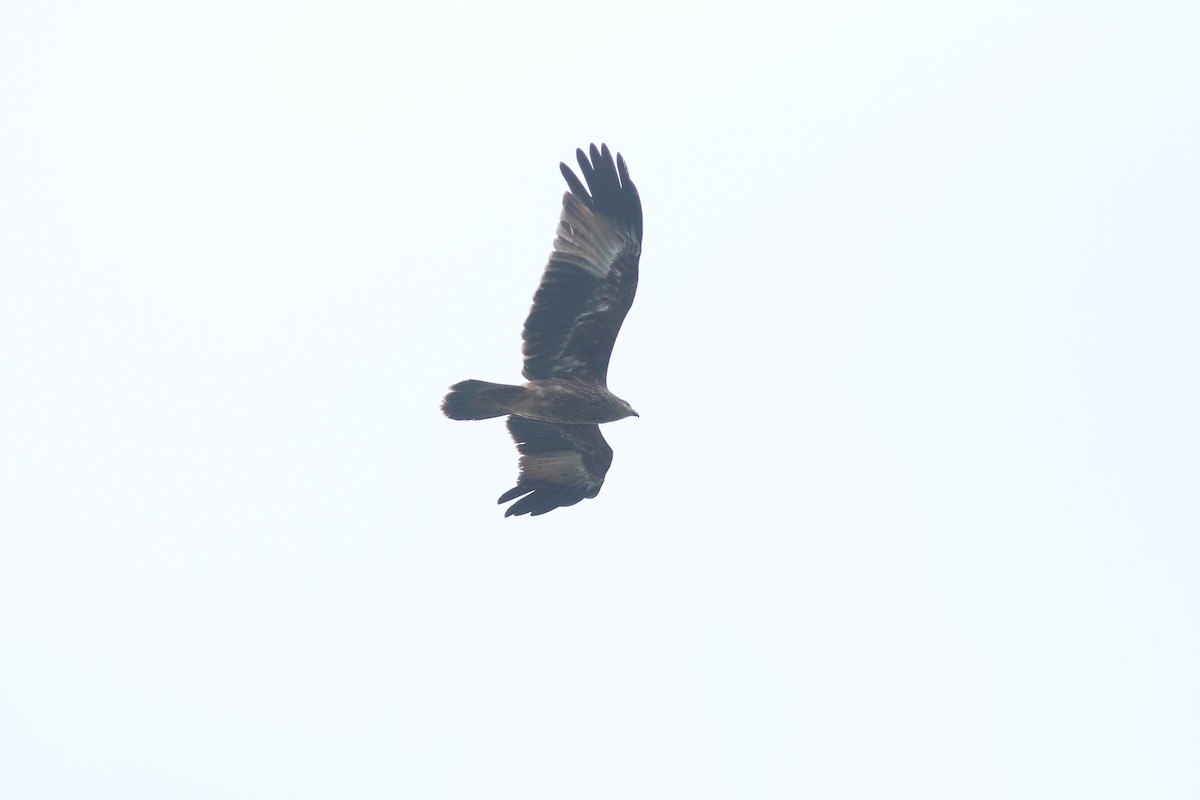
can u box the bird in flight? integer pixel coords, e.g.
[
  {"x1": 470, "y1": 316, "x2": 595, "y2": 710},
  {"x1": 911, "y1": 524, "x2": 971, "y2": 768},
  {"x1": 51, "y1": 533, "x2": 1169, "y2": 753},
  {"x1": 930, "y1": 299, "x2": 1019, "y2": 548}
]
[{"x1": 441, "y1": 144, "x2": 643, "y2": 517}]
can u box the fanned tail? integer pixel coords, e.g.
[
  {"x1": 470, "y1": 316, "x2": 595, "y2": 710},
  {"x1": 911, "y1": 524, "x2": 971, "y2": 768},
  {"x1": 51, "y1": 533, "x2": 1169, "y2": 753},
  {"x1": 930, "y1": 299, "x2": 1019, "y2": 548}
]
[{"x1": 441, "y1": 380, "x2": 523, "y2": 421}]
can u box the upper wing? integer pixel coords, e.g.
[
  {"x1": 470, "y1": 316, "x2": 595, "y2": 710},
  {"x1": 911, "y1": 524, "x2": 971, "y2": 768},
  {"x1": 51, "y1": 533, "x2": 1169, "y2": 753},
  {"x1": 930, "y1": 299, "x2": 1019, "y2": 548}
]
[
  {"x1": 521, "y1": 144, "x2": 643, "y2": 385},
  {"x1": 497, "y1": 416, "x2": 615, "y2": 517}
]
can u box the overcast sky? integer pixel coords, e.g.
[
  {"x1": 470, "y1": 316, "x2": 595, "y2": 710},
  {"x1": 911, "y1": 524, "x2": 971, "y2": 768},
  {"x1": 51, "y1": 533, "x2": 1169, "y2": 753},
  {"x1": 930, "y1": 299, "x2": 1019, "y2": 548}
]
[{"x1": 2, "y1": 1, "x2": 1198, "y2": 798}]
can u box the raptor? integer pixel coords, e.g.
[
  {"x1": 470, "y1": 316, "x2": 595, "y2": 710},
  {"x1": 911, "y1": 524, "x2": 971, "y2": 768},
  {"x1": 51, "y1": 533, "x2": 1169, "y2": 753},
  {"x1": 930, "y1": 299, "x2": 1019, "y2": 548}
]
[{"x1": 441, "y1": 144, "x2": 643, "y2": 516}]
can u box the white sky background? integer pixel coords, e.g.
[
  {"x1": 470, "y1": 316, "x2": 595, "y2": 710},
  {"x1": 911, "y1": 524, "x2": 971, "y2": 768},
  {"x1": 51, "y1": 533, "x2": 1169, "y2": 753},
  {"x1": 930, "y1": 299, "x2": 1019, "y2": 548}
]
[{"x1": 1, "y1": 0, "x2": 1198, "y2": 797}]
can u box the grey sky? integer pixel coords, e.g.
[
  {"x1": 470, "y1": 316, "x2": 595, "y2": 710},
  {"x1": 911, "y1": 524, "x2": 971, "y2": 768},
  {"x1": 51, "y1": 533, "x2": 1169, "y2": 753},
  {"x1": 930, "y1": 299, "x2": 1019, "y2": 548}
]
[{"x1": 2, "y1": 1, "x2": 1198, "y2": 797}]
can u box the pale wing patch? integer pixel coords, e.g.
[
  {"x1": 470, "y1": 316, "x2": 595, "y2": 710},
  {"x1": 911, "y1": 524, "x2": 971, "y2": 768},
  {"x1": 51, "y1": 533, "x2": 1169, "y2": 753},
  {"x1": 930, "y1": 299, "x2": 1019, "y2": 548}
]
[
  {"x1": 519, "y1": 450, "x2": 586, "y2": 483},
  {"x1": 552, "y1": 193, "x2": 628, "y2": 279}
]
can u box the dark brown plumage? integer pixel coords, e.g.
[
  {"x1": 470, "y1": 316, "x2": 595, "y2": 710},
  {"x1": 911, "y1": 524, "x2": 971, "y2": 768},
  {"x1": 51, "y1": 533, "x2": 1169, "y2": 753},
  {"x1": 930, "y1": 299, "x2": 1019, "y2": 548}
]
[{"x1": 442, "y1": 144, "x2": 643, "y2": 516}]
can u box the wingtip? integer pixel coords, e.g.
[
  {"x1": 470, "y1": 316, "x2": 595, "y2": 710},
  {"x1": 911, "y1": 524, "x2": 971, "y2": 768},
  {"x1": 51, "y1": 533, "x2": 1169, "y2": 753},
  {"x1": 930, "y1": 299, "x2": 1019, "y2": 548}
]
[
  {"x1": 616, "y1": 152, "x2": 631, "y2": 185},
  {"x1": 570, "y1": 142, "x2": 627, "y2": 179}
]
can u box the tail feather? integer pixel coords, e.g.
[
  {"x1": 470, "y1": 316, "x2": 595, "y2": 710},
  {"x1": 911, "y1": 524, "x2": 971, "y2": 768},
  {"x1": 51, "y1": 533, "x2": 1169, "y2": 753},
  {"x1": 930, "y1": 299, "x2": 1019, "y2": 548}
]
[{"x1": 442, "y1": 380, "x2": 523, "y2": 420}]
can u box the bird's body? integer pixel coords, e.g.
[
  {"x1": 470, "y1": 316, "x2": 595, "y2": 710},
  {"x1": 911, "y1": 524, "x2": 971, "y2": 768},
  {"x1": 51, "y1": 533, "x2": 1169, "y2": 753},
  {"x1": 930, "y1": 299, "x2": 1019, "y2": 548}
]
[
  {"x1": 516, "y1": 379, "x2": 637, "y2": 424},
  {"x1": 444, "y1": 378, "x2": 636, "y2": 425},
  {"x1": 441, "y1": 144, "x2": 643, "y2": 517}
]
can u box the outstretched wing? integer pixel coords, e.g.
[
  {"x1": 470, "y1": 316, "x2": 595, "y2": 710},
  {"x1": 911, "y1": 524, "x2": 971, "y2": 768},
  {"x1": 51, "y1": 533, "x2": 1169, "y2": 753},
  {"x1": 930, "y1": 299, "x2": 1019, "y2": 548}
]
[
  {"x1": 521, "y1": 143, "x2": 643, "y2": 385},
  {"x1": 497, "y1": 416, "x2": 614, "y2": 517}
]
